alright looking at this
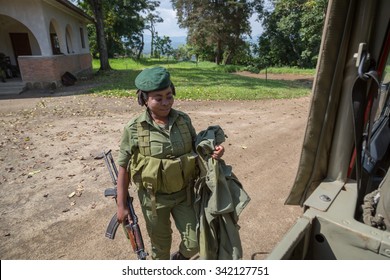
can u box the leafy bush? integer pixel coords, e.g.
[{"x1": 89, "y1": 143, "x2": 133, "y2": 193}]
[
  {"x1": 243, "y1": 66, "x2": 260, "y2": 74},
  {"x1": 212, "y1": 65, "x2": 243, "y2": 73}
]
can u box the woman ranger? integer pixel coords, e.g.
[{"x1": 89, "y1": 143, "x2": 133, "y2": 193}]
[{"x1": 116, "y1": 66, "x2": 224, "y2": 260}]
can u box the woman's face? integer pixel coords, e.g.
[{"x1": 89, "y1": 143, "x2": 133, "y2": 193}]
[{"x1": 145, "y1": 86, "x2": 174, "y2": 119}]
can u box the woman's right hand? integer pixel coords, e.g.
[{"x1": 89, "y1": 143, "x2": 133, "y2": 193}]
[{"x1": 117, "y1": 204, "x2": 130, "y2": 224}]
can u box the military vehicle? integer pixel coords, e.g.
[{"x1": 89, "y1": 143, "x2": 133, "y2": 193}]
[{"x1": 267, "y1": 0, "x2": 390, "y2": 259}]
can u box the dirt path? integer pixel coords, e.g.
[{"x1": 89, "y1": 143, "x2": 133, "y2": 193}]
[{"x1": 0, "y1": 81, "x2": 311, "y2": 260}]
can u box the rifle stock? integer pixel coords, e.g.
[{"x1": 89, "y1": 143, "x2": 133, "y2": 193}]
[{"x1": 102, "y1": 150, "x2": 148, "y2": 260}]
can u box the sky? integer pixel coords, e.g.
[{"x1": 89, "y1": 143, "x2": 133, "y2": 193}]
[{"x1": 152, "y1": 0, "x2": 264, "y2": 39}]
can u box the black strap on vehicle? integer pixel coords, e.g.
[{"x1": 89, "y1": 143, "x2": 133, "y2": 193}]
[{"x1": 351, "y1": 51, "x2": 381, "y2": 209}]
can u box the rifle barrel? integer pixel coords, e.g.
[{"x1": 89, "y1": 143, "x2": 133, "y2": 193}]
[{"x1": 103, "y1": 150, "x2": 117, "y2": 185}]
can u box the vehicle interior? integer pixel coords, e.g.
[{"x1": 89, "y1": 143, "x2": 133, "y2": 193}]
[{"x1": 267, "y1": 0, "x2": 390, "y2": 259}]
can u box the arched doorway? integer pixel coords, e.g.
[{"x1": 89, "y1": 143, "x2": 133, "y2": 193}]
[{"x1": 0, "y1": 14, "x2": 40, "y2": 65}]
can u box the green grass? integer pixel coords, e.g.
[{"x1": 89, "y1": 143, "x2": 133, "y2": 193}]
[
  {"x1": 90, "y1": 58, "x2": 314, "y2": 100},
  {"x1": 259, "y1": 66, "x2": 316, "y2": 75}
]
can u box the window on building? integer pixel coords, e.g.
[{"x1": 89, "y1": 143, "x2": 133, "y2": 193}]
[
  {"x1": 80, "y1": 27, "x2": 85, "y2": 49},
  {"x1": 66, "y1": 25, "x2": 74, "y2": 54},
  {"x1": 50, "y1": 33, "x2": 61, "y2": 55}
]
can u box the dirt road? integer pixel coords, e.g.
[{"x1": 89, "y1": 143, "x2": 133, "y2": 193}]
[{"x1": 0, "y1": 82, "x2": 311, "y2": 260}]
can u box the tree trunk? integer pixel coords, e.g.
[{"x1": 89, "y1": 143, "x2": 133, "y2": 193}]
[
  {"x1": 151, "y1": 30, "x2": 155, "y2": 58},
  {"x1": 88, "y1": 0, "x2": 111, "y2": 71},
  {"x1": 222, "y1": 50, "x2": 232, "y2": 65},
  {"x1": 136, "y1": 34, "x2": 144, "y2": 60},
  {"x1": 215, "y1": 39, "x2": 222, "y2": 65}
]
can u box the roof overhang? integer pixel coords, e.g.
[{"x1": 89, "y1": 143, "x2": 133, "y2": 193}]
[{"x1": 51, "y1": 0, "x2": 94, "y2": 23}]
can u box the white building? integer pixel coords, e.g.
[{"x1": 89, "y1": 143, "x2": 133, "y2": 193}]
[{"x1": 0, "y1": 0, "x2": 93, "y2": 89}]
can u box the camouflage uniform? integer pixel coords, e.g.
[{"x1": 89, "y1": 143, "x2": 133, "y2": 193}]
[{"x1": 117, "y1": 67, "x2": 199, "y2": 259}]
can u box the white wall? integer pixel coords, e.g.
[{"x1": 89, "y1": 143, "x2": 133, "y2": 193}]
[
  {"x1": 0, "y1": 0, "x2": 90, "y2": 58},
  {"x1": 42, "y1": 0, "x2": 91, "y2": 55}
]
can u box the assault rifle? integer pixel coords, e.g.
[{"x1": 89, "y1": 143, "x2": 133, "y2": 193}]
[{"x1": 102, "y1": 150, "x2": 148, "y2": 260}]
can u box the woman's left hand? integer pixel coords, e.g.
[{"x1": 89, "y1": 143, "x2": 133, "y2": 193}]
[{"x1": 212, "y1": 145, "x2": 225, "y2": 159}]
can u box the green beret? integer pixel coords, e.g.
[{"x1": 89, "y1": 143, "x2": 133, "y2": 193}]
[{"x1": 135, "y1": 66, "x2": 171, "y2": 92}]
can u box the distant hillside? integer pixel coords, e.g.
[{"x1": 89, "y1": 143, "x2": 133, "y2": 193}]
[{"x1": 143, "y1": 34, "x2": 187, "y2": 54}]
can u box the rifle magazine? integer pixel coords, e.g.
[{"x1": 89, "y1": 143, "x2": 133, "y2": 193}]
[{"x1": 105, "y1": 213, "x2": 120, "y2": 240}]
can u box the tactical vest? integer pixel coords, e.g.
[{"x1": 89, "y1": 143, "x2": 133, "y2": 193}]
[
  {"x1": 130, "y1": 115, "x2": 197, "y2": 196},
  {"x1": 137, "y1": 115, "x2": 193, "y2": 157}
]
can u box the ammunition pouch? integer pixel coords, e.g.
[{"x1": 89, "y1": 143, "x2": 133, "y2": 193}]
[{"x1": 130, "y1": 152, "x2": 198, "y2": 194}]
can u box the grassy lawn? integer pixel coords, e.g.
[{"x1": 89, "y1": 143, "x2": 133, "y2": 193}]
[{"x1": 90, "y1": 58, "x2": 315, "y2": 100}]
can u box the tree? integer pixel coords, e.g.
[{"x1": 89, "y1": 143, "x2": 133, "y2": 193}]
[
  {"x1": 153, "y1": 35, "x2": 173, "y2": 60},
  {"x1": 300, "y1": 0, "x2": 328, "y2": 67},
  {"x1": 144, "y1": 13, "x2": 163, "y2": 57},
  {"x1": 104, "y1": 0, "x2": 161, "y2": 59},
  {"x1": 172, "y1": 0, "x2": 256, "y2": 65},
  {"x1": 74, "y1": 0, "x2": 161, "y2": 63},
  {"x1": 174, "y1": 44, "x2": 195, "y2": 61},
  {"x1": 87, "y1": 0, "x2": 111, "y2": 70},
  {"x1": 255, "y1": 0, "x2": 327, "y2": 68}
]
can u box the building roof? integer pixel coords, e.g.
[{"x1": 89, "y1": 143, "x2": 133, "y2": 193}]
[{"x1": 55, "y1": 0, "x2": 94, "y2": 22}]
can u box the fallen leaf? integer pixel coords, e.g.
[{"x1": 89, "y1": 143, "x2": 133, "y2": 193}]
[{"x1": 27, "y1": 170, "x2": 41, "y2": 178}]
